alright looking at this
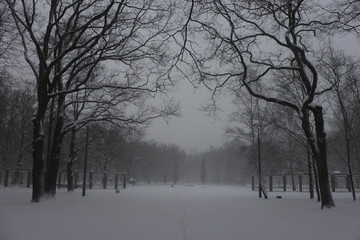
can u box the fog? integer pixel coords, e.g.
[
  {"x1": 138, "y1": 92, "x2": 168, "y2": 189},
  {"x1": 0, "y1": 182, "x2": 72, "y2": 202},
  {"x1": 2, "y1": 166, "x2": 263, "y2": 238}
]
[
  {"x1": 2, "y1": 3, "x2": 360, "y2": 240},
  {"x1": 146, "y1": 80, "x2": 234, "y2": 153},
  {"x1": 146, "y1": 34, "x2": 360, "y2": 154}
]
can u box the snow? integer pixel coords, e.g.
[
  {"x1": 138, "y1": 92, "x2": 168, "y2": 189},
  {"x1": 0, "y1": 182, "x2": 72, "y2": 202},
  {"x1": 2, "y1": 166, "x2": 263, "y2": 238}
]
[{"x1": 1, "y1": 185, "x2": 359, "y2": 240}]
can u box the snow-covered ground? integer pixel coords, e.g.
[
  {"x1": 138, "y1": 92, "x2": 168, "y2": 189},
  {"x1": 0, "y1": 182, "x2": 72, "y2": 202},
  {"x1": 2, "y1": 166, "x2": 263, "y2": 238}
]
[{"x1": 0, "y1": 185, "x2": 359, "y2": 240}]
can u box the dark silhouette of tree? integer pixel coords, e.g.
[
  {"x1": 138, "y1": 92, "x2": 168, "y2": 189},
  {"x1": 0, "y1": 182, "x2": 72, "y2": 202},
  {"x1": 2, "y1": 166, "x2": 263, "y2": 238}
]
[
  {"x1": 6, "y1": 0, "x2": 180, "y2": 201},
  {"x1": 180, "y1": 0, "x2": 336, "y2": 208},
  {"x1": 318, "y1": 44, "x2": 360, "y2": 201}
]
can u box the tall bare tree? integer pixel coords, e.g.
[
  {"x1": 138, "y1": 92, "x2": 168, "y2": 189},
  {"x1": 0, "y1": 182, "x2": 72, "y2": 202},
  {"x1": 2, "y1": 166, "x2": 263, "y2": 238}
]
[
  {"x1": 180, "y1": 0, "x2": 336, "y2": 208},
  {"x1": 318, "y1": 44, "x2": 359, "y2": 201},
  {"x1": 6, "y1": 0, "x2": 179, "y2": 201}
]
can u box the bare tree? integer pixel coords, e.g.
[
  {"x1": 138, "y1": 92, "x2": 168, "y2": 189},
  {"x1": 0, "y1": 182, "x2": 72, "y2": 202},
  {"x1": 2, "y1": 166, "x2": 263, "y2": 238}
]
[
  {"x1": 6, "y1": 0, "x2": 180, "y2": 201},
  {"x1": 269, "y1": 103, "x2": 319, "y2": 200},
  {"x1": 327, "y1": 0, "x2": 360, "y2": 35},
  {"x1": 226, "y1": 86, "x2": 270, "y2": 199},
  {"x1": 318, "y1": 44, "x2": 359, "y2": 201},
  {"x1": 13, "y1": 86, "x2": 35, "y2": 183},
  {"x1": 0, "y1": 72, "x2": 34, "y2": 171},
  {"x1": 180, "y1": 0, "x2": 336, "y2": 208},
  {"x1": 0, "y1": 2, "x2": 17, "y2": 68}
]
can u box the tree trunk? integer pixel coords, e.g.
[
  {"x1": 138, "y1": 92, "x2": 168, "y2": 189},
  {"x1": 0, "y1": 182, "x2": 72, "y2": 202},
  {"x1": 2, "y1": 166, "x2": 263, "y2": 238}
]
[
  {"x1": 312, "y1": 154, "x2": 321, "y2": 202},
  {"x1": 311, "y1": 106, "x2": 335, "y2": 208},
  {"x1": 31, "y1": 112, "x2": 46, "y2": 202},
  {"x1": 302, "y1": 107, "x2": 334, "y2": 208},
  {"x1": 288, "y1": 124, "x2": 296, "y2": 192},
  {"x1": 290, "y1": 164, "x2": 296, "y2": 191},
  {"x1": 46, "y1": 96, "x2": 55, "y2": 169},
  {"x1": 257, "y1": 131, "x2": 268, "y2": 199},
  {"x1": 31, "y1": 73, "x2": 51, "y2": 201},
  {"x1": 82, "y1": 125, "x2": 89, "y2": 197},
  {"x1": 346, "y1": 138, "x2": 356, "y2": 201},
  {"x1": 67, "y1": 127, "x2": 77, "y2": 192},
  {"x1": 44, "y1": 94, "x2": 65, "y2": 196},
  {"x1": 307, "y1": 146, "x2": 314, "y2": 199},
  {"x1": 338, "y1": 93, "x2": 357, "y2": 200}
]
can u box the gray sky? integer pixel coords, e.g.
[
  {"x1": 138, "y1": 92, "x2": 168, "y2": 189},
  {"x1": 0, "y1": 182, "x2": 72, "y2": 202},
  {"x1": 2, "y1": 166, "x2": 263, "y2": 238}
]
[
  {"x1": 146, "y1": 33, "x2": 360, "y2": 154},
  {"x1": 146, "y1": 80, "x2": 234, "y2": 153}
]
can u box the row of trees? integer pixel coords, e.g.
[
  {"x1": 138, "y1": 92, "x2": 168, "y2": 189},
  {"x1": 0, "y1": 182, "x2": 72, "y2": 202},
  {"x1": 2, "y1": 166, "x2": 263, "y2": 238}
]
[
  {"x1": 1, "y1": 0, "x2": 360, "y2": 209},
  {"x1": 176, "y1": 0, "x2": 360, "y2": 208},
  {"x1": 0, "y1": 73, "x2": 34, "y2": 172},
  {"x1": 60, "y1": 124, "x2": 187, "y2": 187},
  {"x1": 2, "y1": 80, "x2": 357, "y2": 189},
  {"x1": 1, "y1": 0, "x2": 181, "y2": 202}
]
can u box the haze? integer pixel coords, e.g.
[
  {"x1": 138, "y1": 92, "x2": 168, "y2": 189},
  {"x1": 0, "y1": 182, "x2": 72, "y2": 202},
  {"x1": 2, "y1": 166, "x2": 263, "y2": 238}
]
[{"x1": 146, "y1": 80, "x2": 234, "y2": 153}]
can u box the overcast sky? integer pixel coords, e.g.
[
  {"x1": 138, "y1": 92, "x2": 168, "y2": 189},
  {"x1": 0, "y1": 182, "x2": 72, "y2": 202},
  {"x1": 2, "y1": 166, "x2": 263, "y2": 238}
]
[
  {"x1": 146, "y1": 80, "x2": 234, "y2": 153},
  {"x1": 145, "y1": 33, "x2": 360, "y2": 154}
]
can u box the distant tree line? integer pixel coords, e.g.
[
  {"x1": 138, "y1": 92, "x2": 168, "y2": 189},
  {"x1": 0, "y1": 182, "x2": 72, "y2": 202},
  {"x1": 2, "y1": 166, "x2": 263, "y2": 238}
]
[{"x1": 1, "y1": 0, "x2": 360, "y2": 209}]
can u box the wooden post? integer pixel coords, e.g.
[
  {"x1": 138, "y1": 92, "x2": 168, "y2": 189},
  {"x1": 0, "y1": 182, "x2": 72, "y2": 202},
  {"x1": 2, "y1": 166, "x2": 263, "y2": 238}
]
[
  {"x1": 283, "y1": 175, "x2": 287, "y2": 192},
  {"x1": 123, "y1": 173, "x2": 127, "y2": 189},
  {"x1": 299, "y1": 175, "x2": 303, "y2": 192},
  {"x1": 331, "y1": 174, "x2": 336, "y2": 192},
  {"x1": 26, "y1": 170, "x2": 31, "y2": 188},
  {"x1": 115, "y1": 174, "x2": 119, "y2": 190},
  {"x1": 57, "y1": 171, "x2": 62, "y2": 189},
  {"x1": 269, "y1": 175, "x2": 273, "y2": 192},
  {"x1": 4, "y1": 169, "x2": 9, "y2": 187},
  {"x1": 89, "y1": 172, "x2": 93, "y2": 190}
]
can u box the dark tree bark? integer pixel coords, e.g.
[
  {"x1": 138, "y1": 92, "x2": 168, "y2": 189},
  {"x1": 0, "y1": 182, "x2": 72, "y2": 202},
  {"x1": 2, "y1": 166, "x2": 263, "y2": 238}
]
[
  {"x1": 307, "y1": 146, "x2": 314, "y2": 199},
  {"x1": 44, "y1": 94, "x2": 66, "y2": 196},
  {"x1": 313, "y1": 155, "x2": 321, "y2": 202},
  {"x1": 303, "y1": 106, "x2": 335, "y2": 208},
  {"x1": 31, "y1": 98, "x2": 49, "y2": 202}
]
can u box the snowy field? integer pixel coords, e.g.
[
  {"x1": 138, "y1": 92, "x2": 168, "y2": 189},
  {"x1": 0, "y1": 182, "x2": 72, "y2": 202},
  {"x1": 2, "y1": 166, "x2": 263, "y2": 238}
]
[{"x1": 1, "y1": 185, "x2": 359, "y2": 240}]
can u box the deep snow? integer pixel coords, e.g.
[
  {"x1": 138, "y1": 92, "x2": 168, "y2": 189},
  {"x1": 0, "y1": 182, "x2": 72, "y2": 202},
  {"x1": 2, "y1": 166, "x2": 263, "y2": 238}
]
[{"x1": 0, "y1": 185, "x2": 359, "y2": 240}]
